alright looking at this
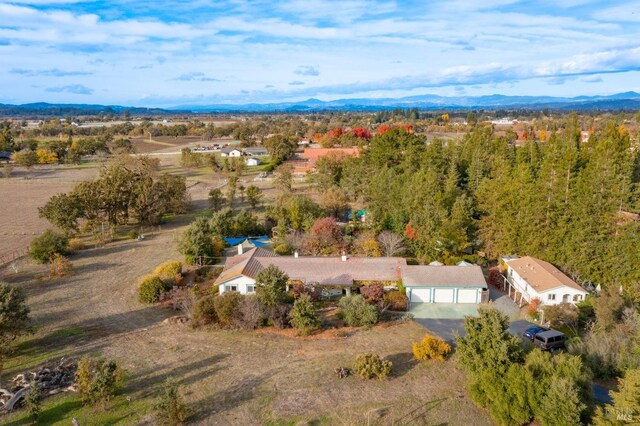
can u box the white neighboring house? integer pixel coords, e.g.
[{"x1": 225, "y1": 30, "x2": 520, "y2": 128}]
[
  {"x1": 245, "y1": 157, "x2": 260, "y2": 166},
  {"x1": 220, "y1": 147, "x2": 243, "y2": 157},
  {"x1": 503, "y1": 256, "x2": 588, "y2": 306}
]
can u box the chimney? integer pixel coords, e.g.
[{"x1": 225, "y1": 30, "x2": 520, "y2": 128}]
[
  {"x1": 238, "y1": 244, "x2": 243, "y2": 255},
  {"x1": 294, "y1": 251, "x2": 299, "y2": 258}
]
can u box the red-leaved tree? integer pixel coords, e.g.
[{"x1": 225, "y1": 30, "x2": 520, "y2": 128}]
[{"x1": 305, "y1": 217, "x2": 344, "y2": 255}]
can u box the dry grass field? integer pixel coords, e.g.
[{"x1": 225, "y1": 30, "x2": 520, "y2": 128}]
[{"x1": 0, "y1": 164, "x2": 99, "y2": 260}]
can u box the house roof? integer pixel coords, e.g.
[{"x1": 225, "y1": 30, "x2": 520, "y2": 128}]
[
  {"x1": 214, "y1": 247, "x2": 278, "y2": 286},
  {"x1": 220, "y1": 147, "x2": 242, "y2": 154},
  {"x1": 505, "y1": 256, "x2": 586, "y2": 293},
  {"x1": 244, "y1": 147, "x2": 268, "y2": 155},
  {"x1": 400, "y1": 265, "x2": 487, "y2": 288},
  {"x1": 255, "y1": 256, "x2": 405, "y2": 286},
  {"x1": 302, "y1": 148, "x2": 360, "y2": 167},
  {"x1": 214, "y1": 249, "x2": 406, "y2": 287}
]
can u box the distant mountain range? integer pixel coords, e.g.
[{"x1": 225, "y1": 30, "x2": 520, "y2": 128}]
[{"x1": 2, "y1": 92, "x2": 640, "y2": 116}]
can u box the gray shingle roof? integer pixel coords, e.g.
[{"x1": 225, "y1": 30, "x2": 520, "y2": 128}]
[{"x1": 400, "y1": 265, "x2": 487, "y2": 288}]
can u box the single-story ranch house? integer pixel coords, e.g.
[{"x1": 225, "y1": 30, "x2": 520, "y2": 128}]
[
  {"x1": 214, "y1": 247, "x2": 488, "y2": 305},
  {"x1": 502, "y1": 256, "x2": 588, "y2": 306}
]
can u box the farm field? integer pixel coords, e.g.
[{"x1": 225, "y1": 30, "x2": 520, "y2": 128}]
[
  {"x1": 129, "y1": 136, "x2": 236, "y2": 154},
  {"x1": 1, "y1": 224, "x2": 491, "y2": 425},
  {"x1": 0, "y1": 165, "x2": 99, "y2": 261}
]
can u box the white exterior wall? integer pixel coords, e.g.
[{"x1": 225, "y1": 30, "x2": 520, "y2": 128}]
[
  {"x1": 229, "y1": 150, "x2": 243, "y2": 157},
  {"x1": 407, "y1": 287, "x2": 481, "y2": 303},
  {"x1": 218, "y1": 276, "x2": 257, "y2": 295},
  {"x1": 506, "y1": 266, "x2": 587, "y2": 306}
]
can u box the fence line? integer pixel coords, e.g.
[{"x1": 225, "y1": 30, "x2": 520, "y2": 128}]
[
  {"x1": 0, "y1": 246, "x2": 29, "y2": 267},
  {"x1": 381, "y1": 398, "x2": 448, "y2": 426}
]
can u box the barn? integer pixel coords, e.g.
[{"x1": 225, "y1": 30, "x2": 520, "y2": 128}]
[{"x1": 401, "y1": 265, "x2": 487, "y2": 304}]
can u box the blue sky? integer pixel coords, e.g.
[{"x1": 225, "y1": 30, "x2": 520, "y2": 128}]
[{"x1": 0, "y1": 0, "x2": 639, "y2": 106}]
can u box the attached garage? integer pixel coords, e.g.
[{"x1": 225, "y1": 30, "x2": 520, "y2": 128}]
[
  {"x1": 457, "y1": 288, "x2": 480, "y2": 303},
  {"x1": 401, "y1": 265, "x2": 487, "y2": 306},
  {"x1": 433, "y1": 288, "x2": 455, "y2": 303},
  {"x1": 409, "y1": 288, "x2": 431, "y2": 303}
]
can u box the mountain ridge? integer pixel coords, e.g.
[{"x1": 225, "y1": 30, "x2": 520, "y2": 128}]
[{"x1": 1, "y1": 91, "x2": 640, "y2": 115}]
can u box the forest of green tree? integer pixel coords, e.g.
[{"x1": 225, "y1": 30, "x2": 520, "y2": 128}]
[{"x1": 323, "y1": 117, "x2": 640, "y2": 298}]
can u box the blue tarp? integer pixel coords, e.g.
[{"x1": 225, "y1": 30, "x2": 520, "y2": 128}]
[{"x1": 223, "y1": 236, "x2": 271, "y2": 247}]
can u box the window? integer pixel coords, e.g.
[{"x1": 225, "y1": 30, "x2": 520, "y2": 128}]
[
  {"x1": 227, "y1": 285, "x2": 237, "y2": 292},
  {"x1": 247, "y1": 285, "x2": 256, "y2": 294},
  {"x1": 547, "y1": 294, "x2": 556, "y2": 301},
  {"x1": 573, "y1": 294, "x2": 582, "y2": 302}
]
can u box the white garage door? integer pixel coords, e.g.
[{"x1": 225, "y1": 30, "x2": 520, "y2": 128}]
[
  {"x1": 457, "y1": 289, "x2": 478, "y2": 303},
  {"x1": 433, "y1": 288, "x2": 454, "y2": 303},
  {"x1": 410, "y1": 288, "x2": 431, "y2": 303}
]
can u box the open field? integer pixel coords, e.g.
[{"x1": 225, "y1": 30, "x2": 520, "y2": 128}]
[
  {"x1": 0, "y1": 164, "x2": 99, "y2": 261},
  {"x1": 1, "y1": 223, "x2": 491, "y2": 425},
  {"x1": 129, "y1": 136, "x2": 238, "y2": 154}
]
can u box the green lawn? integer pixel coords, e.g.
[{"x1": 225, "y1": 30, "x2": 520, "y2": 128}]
[{"x1": 2, "y1": 393, "x2": 154, "y2": 426}]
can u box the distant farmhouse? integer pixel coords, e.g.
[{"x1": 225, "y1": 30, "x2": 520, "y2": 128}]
[
  {"x1": 220, "y1": 147, "x2": 243, "y2": 157},
  {"x1": 215, "y1": 247, "x2": 488, "y2": 306},
  {"x1": 220, "y1": 146, "x2": 269, "y2": 158},
  {"x1": 502, "y1": 256, "x2": 588, "y2": 306}
]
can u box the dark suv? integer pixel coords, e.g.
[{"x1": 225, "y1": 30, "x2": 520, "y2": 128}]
[
  {"x1": 533, "y1": 330, "x2": 567, "y2": 352},
  {"x1": 523, "y1": 326, "x2": 549, "y2": 341}
]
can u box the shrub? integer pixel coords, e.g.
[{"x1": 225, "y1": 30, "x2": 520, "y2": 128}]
[
  {"x1": 255, "y1": 265, "x2": 289, "y2": 307},
  {"x1": 23, "y1": 386, "x2": 41, "y2": 422},
  {"x1": 338, "y1": 295, "x2": 378, "y2": 327},
  {"x1": 292, "y1": 282, "x2": 321, "y2": 302},
  {"x1": 76, "y1": 356, "x2": 125, "y2": 408},
  {"x1": 155, "y1": 377, "x2": 188, "y2": 425},
  {"x1": 353, "y1": 353, "x2": 392, "y2": 380},
  {"x1": 413, "y1": 334, "x2": 452, "y2": 361},
  {"x1": 29, "y1": 229, "x2": 68, "y2": 264},
  {"x1": 192, "y1": 295, "x2": 217, "y2": 326},
  {"x1": 48, "y1": 253, "x2": 73, "y2": 278},
  {"x1": 543, "y1": 303, "x2": 579, "y2": 331},
  {"x1": 487, "y1": 266, "x2": 502, "y2": 288},
  {"x1": 269, "y1": 303, "x2": 292, "y2": 328},
  {"x1": 290, "y1": 294, "x2": 321, "y2": 335},
  {"x1": 527, "y1": 297, "x2": 542, "y2": 316},
  {"x1": 232, "y1": 295, "x2": 265, "y2": 330},
  {"x1": 138, "y1": 274, "x2": 167, "y2": 304},
  {"x1": 360, "y1": 283, "x2": 385, "y2": 304},
  {"x1": 213, "y1": 291, "x2": 243, "y2": 326},
  {"x1": 127, "y1": 230, "x2": 139, "y2": 240},
  {"x1": 67, "y1": 238, "x2": 86, "y2": 252},
  {"x1": 273, "y1": 243, "x2": 293, "y2": 255},
  {"x1": 383, "y1": 291, "x2": 408, "y2": 311},
  {"x1": 153, "y1": 260, "x2": 183, "y2": 286}
]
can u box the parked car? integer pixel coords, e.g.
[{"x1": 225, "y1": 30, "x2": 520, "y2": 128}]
[
  {"x1": 533, "y1": 330, "x2": 567, "y2": 352},
  {"x1": 523, "y1": 325, "x2": 549, "y2": 341}
]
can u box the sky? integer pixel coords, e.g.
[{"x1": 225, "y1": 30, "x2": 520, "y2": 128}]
[{"x1": 0, "y1": 0, "x2": 640, "y2": 107}]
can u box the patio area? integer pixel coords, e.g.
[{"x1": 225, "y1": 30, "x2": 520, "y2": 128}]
[{"x1": 410, "y1": 303, "x2": 480, "y2": 319}]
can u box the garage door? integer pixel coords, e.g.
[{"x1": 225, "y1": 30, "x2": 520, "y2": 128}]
[
  {"x1": 457, "y1": 289, "x2": 478, "y2": 303},
  {"x1": 433, "y1": 288, "x2": 454, "y2": 303},
  {"x1": 410, "y1": 288, "x2": 431, "y2": 303}
]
